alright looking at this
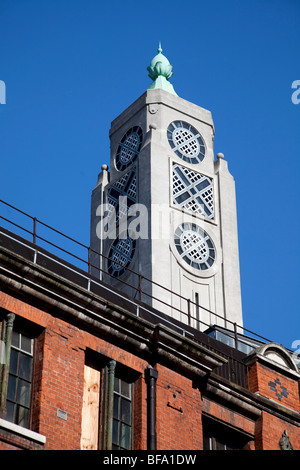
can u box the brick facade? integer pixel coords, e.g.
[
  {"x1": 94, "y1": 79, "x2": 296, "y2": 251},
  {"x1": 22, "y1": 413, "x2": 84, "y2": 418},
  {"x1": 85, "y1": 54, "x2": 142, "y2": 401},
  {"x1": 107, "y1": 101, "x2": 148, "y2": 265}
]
[
  {"x1": 155, "y1": 366, "x2": 203, "y2": 450},
  {"x1": 0, "y1": 240, "x2": 299, "y2": 451},
  {"x1": 0, "y1": 291, "x2": 149, "y2": 450},
  {"x1": 248, "y1": 361, "x2": 300, "y2": 412},
  {"x1": 255, "y1": 412, "x2": 300, "y2": 450}
]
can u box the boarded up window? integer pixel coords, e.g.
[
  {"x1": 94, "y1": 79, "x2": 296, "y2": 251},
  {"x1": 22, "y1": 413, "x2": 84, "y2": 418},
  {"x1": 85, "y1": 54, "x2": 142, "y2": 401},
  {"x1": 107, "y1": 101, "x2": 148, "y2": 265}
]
[{"x1": 81, "y1": 364, "x2": 100, "y2": 450}]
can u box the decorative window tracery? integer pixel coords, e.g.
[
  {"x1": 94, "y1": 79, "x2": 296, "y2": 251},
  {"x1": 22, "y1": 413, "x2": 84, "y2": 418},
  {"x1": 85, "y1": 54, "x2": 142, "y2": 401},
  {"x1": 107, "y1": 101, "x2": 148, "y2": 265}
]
[
  {"x1": 107, "y1": 236, "x2": 136, "y2": 278},
  {"x1": 174, "y1": 223, "x2": 215, "y2": 271},
  {"x1": 172, "y1": 163, "x2": 214, "y2": 219},
  {"x1": 167, "y1": 121, "x2": 205, "y2": 164},
  {"x1": 116, "y1": 126, "x2": 143, "y2": 171},
  {"x1": 106, "y1": 168, "x2": 136, "y2": 229}
]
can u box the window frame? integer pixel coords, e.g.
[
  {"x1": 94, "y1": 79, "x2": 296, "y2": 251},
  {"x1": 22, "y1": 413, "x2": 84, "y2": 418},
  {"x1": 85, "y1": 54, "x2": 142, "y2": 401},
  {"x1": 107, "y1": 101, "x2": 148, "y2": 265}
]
[
  {"x1": 112, "y1": 375, "x2": 133, "y2": 450},
  {"x1": 202, "y1": 415, "x2": 252, "y2": 451},
  {"x1": 0, "y1": 312, "x2": 41, "y2": 432},
  {"x1": 6, "y1": 328, "x2": 34, "y2": 428},
  {"x1": 83, "y1": 351, "x2": 138, "y2": 451}
]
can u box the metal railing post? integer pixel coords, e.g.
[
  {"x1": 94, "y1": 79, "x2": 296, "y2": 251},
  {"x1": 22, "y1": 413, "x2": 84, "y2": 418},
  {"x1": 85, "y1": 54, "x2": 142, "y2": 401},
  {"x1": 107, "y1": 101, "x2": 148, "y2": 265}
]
[
  {"x1": 138, "y1": 274, "x2": 143, "y2": 302},
  {"x1": 33, "y1": 217, "x2": 37, "y2": 244},
  {"x1": 187, "y1": 299, "x2": 191, "y2": 327},
  {"x1": 234, "y1": 322, "x2": 238, "y2": 349},
  {"x1": 88, "y1": 247, "x2": 91, "y2": 275}
]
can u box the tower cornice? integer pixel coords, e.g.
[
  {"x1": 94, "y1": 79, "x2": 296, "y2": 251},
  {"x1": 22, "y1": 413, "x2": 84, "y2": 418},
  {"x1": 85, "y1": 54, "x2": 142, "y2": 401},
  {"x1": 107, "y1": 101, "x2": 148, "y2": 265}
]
[{"x1": 110, "y1": 89, "x2": 215, "y2": 138}]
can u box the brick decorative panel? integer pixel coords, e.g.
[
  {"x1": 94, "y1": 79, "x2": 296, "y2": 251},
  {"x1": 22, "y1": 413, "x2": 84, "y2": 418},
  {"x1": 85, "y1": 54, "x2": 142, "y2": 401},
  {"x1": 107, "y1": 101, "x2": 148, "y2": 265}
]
[{"x1": 248, "y1": 362, "x2": 300, "y2": 412}]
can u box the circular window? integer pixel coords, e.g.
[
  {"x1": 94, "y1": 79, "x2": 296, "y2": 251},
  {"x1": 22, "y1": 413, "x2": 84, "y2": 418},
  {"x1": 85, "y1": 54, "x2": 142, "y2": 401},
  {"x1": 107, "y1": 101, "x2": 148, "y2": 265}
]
[
  {"x1": 174, "y1": 223, "x2": 215, "y2": 270},
  {"x1": 167, "y1": 121, "x2": 205, "y2": 164},
  {"x1": 116, "y1": 126, "x2": 143, "y2": 171},
  {"x1": 107, "y1": 236, "x2": 136, "y2": 277}
]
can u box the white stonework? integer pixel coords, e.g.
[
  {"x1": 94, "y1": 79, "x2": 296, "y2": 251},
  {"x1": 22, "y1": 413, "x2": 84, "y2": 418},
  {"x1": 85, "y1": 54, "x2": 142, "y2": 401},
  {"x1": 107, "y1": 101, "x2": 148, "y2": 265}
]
[{"x1": 90, "y1": 89, "x2": 243, "y2": 331}]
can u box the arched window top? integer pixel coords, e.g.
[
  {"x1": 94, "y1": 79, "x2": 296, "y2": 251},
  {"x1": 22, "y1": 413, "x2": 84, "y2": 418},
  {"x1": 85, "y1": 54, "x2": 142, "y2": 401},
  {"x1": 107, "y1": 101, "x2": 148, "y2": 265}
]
[{"x1": 250, "y1": 342, "x2": 299, "y2": 374}]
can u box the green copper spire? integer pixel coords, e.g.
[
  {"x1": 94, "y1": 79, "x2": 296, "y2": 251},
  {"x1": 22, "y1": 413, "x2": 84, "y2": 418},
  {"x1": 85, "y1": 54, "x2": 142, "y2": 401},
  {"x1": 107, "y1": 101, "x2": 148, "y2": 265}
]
[{"x1": 147, "y1": 43, "x2": 177, "y2": 96}]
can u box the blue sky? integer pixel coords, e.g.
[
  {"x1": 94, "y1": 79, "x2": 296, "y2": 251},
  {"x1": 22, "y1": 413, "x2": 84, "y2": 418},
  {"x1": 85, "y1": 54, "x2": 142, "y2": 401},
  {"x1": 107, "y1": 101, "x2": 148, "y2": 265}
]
[{"x1": 0, "y1": 0, "x2": 299, "y2": 351}]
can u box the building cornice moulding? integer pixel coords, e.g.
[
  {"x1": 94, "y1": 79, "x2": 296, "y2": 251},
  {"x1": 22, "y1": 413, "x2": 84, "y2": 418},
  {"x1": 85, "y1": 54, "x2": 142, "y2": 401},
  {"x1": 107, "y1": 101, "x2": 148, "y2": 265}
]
[{"x1": 0, "y1": 247, "x2": 225, "y2": 379}]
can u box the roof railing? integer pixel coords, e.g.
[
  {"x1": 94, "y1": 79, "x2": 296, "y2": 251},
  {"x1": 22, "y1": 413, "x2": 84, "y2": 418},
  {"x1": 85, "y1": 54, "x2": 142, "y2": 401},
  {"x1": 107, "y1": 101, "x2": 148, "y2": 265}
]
[{"x1": 0, "y1": 198, "x2": 286, "y2": 354}]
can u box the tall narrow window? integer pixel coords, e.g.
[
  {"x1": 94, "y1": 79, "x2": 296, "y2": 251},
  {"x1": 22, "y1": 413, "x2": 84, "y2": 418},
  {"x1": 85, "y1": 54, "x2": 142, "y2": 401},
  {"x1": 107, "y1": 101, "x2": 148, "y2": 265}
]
[
  {"x1": 6, "y1": 330, "x2": 33, "y2": 428},
  {"x1": 112, "y1": 376, "x2": 132, "y2": 450}
]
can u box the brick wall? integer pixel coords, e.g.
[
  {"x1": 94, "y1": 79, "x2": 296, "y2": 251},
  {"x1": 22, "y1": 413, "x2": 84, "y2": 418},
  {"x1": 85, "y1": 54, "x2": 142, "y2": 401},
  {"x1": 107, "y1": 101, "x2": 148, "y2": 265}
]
[
  {"x1": 248, "y1": 361, "x2": 300, "y2": 413},
  {"x1": 36, "y1": 323, "x2": 85, "y2": 449},
  {"x1": 0, "y1": 427, "x2": 44, "y2": 450},
  {"x1": 155, "y1": 365, "x2": 202, "y2": 450},
  {"x1": 0, "y1": 291, "x2": 148, "y2": 450},
  {"x1": 202, "y1": 396, "x2": 256, "y2": 437},
  {"x1": 133, "y1": 375, "x2": 147, "y2": 450},
  {"x1": 255, "y1": 412, "x2": 300, "y2": 450},
  {"x1": 0, "y1": 290, "x2": 299, "y2": 451}
]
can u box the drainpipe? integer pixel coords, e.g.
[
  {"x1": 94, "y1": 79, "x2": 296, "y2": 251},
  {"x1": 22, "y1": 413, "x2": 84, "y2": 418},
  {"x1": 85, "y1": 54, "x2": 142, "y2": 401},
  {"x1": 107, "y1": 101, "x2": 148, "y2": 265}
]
[
  {"x1": 145, "y1": 366, "x2": 158, "y2": 450},
  {"x1": 105, "y1": 359, "x2": 116, "y2": 450}
]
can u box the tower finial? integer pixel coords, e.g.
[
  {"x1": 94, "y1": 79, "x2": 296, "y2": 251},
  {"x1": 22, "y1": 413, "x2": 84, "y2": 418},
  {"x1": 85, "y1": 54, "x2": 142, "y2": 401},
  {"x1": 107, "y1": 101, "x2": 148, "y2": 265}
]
[{"x1": 147, "y1": 43, "x2": 177, "y2": 96}]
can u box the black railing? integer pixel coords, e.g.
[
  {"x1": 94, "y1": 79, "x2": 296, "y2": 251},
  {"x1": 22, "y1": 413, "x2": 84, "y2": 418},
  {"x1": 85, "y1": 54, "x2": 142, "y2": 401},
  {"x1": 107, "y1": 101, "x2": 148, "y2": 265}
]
[{"x1": 0, "y1": 198, "x2": 285, "y2": 390}]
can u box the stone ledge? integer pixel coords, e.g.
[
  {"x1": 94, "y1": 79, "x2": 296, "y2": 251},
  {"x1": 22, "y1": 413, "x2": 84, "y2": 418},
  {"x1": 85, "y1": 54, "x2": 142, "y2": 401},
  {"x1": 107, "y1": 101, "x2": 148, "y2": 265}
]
[{"x1": 0, "y1": 418, "x2": 46, "y2": 444}]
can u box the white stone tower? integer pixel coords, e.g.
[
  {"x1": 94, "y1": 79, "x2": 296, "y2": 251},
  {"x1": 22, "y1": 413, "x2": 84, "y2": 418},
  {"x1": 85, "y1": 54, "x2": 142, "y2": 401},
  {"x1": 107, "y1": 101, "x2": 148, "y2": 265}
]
[{"x1": 90, "y1": 45, "x2": 243, "y2": 331}]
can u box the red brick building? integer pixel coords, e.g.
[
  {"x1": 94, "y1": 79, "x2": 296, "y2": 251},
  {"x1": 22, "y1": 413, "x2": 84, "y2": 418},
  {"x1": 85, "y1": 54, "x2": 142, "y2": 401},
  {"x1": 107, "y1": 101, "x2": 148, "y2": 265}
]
[
  {"x1": 0, "y1": 224, "x2": 299, "y2": 451},
  {"x1": 0, "y1": 47, "x2": 299, "y2": 452}
]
